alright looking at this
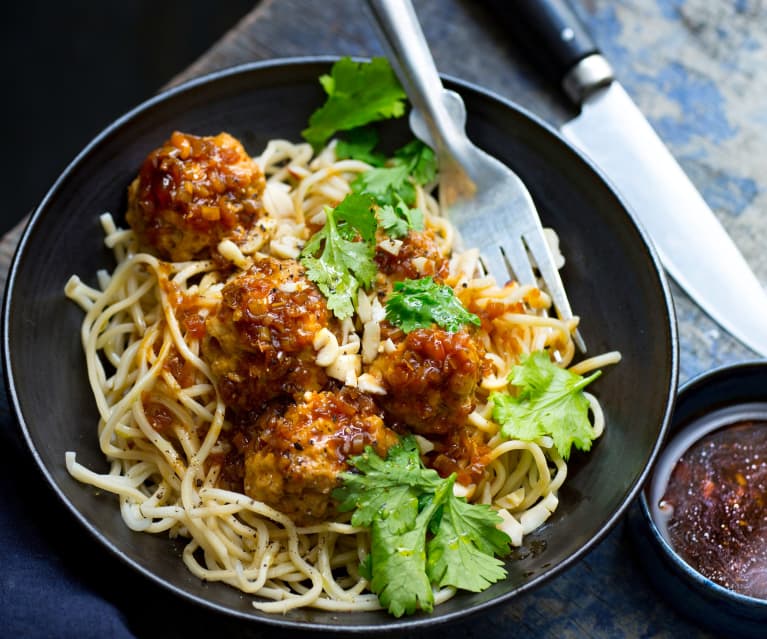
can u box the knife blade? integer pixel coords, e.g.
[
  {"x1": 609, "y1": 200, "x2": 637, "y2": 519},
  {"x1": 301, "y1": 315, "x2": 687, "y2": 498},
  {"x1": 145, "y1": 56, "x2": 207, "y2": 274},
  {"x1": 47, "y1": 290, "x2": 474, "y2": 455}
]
[{"x1": 483, "y1": 0, "x2": 767, "y2": 357}]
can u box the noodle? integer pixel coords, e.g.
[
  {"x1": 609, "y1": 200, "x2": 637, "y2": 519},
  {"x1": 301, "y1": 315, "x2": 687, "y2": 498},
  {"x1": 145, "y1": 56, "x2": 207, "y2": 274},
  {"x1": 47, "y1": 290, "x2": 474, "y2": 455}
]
[{"x1": 64, "y1": 135, "x2": 620, "y2": 613}]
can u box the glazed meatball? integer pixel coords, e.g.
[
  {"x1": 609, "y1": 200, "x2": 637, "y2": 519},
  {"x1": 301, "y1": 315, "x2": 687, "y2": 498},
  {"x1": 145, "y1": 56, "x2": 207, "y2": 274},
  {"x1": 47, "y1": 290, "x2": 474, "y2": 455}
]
[
  {"x1": 426, "y1": 427, "x2": 492, "y2": 486},
  {"x1": 204, "y1": 256, "x2": 332, "y2": 411},
  {"x1": 126, "y1": 131, "x2": 266, "y2": 261},
  {"x1": 375, "y1": 229, "x2": 449, "y2": 285},
  {"x1": 242, "y1": 387, "x2": 399, "y2": 524},
  {"x1": 370, "y1": 325, "x2": 485, "y2": 435}
]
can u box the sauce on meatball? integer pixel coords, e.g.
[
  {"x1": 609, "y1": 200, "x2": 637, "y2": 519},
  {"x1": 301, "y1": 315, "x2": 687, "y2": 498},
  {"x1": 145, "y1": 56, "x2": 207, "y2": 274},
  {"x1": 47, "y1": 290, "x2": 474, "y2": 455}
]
[
  {"x1": 126, "y1": 131, "x2": 266, "y2": 261},
  {"x1": 238, "y1": 387, "x2": 399, "y2": 525},
  {"x1": 370, "y1": 324, "x2": 486, "y2": 436},
  {"x1": 204, "y1": 256, "x2": 334, "y2": 411}
]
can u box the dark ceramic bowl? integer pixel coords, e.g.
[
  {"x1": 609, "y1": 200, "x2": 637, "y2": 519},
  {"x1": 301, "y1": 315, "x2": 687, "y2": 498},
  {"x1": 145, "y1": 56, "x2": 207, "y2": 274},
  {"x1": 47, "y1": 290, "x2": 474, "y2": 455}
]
[
  {"x1": 629, "y1": 361, "x2": 767, "y2": 639},
  {"x1": 2, "y1": 57, "x2": 677, "y2": 633}
]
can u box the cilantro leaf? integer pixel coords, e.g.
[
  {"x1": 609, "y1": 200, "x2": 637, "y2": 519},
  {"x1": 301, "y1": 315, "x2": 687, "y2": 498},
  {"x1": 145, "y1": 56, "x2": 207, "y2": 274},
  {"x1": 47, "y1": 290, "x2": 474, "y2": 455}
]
[
  {"x1": 377, "y1": 195, "x2": 424, "y2": 239},
  {"x1": 349, "y1": 138, "x2": 429, "y2": 238},
  {"x1": 333, "y1": 191, "x2": 378, "y2": 245},
  {"x1": 335, "y1": 126, "x2": 387, "y2": 167},
  {"x1": 394, "y1": 139, "x2": 437, "y2": 185},
  {"x1": 426, "y1": 480, "x2": 509, "y2": 592},
  {"x1": 352, "y1": 163, "x2": 415, "y2": 206},
  {"x1": 302, "y1": 57, "x2": 407, "y2": 149},
  {"x1": 377, "y1": 203, "x2": 408, "y2": 238},
  {"x1": 334, "y1": 436, "x2": 510, "y2": 617},
  {"x1": 385, "y1": 277, "x2": 481, "y2": 333},
  {"x1": 490, "y1": 351, "x2": 602, "y2": 459},
  {"x1": 335, "y1": 438, "x2": 439, "y2": 532},
  {"x1": 350, "y1": 139, "x2": 436, "y2": 207},
  {"x1": 491, "y1": 394, "x2": 547, "y2": 442},
  {"x1": 369, "y1": 506, "x2": 437, "y2": 616},
  {"x1": 300, "y1": 193, "x2": 377, "y2": 319},
  {"x1": 301, "y1": 254, "x2": 361, "y2": 320}
]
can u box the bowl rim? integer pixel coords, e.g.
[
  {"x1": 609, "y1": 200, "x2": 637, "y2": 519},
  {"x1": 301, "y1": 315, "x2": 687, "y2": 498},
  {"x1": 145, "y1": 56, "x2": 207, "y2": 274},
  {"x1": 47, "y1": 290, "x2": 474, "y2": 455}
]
[
  {"x1": 638, "y1": 359, "x2": 767, "y2": 609},
  {"x1": 2, "y1": 55, "x2": 679, "y2": 632}
]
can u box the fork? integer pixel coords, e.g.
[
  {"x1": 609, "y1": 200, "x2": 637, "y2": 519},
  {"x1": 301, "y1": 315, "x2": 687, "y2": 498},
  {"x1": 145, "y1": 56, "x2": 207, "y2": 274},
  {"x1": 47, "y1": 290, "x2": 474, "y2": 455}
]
[{"x1": 366, "y1": 0, "x2": 586, "y2": 353}]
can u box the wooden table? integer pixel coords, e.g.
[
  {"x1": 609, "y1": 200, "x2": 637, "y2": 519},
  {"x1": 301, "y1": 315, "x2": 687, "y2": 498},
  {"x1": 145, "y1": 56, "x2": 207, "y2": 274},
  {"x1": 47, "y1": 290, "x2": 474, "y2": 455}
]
[{"x1": 4, "y1": 1, "x2": 765, "y2": 636}]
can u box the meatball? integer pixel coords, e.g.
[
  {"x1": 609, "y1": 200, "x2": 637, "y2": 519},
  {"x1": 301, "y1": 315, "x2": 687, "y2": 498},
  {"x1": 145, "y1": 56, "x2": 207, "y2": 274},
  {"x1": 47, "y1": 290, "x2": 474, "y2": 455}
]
[
  {"x1": 204, "y1": 256, "x2": 332, "y2": 411},
  {"x1": 242, "y1": 387, "x2": 399, "y2": 524},
  {"x1": 427, "y1": 427, "x2": 492, "y2": 486},
  {"x1": 375, "y1": 229, "x2": 449, "y2": 285},
  {"x1": 370, "y1": 325, "x2": 485, "y2": 435},
  {"x1": 126, "y1": 131, "x2": 266, "y2": 261}
]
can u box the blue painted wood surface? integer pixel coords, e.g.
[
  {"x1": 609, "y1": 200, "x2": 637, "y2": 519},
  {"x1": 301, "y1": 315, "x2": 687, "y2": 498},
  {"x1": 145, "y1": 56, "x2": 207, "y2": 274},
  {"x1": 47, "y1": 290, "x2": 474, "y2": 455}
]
[{"x1": 2, "y1": 0, "x2": 764, "y2": 636}]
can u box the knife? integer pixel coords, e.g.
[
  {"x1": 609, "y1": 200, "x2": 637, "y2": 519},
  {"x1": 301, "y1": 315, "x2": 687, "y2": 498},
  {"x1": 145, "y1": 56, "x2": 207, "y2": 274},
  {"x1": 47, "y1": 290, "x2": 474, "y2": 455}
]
[{"x1": 482, "y1": 0, "x2": 767, "y2": 357}]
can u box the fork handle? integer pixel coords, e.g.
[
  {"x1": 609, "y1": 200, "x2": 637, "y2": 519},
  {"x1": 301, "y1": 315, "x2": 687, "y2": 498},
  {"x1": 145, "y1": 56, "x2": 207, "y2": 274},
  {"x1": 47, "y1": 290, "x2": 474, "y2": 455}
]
[{"x1": 365, "y1": 0, "x2": 470, "y2": 158}]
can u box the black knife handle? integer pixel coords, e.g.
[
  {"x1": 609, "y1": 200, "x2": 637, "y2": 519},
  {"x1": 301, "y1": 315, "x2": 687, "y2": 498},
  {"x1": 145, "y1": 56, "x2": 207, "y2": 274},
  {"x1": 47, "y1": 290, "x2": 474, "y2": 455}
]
[{"x1": 482, "y1": 0, "x2": 614, "y2": 103}]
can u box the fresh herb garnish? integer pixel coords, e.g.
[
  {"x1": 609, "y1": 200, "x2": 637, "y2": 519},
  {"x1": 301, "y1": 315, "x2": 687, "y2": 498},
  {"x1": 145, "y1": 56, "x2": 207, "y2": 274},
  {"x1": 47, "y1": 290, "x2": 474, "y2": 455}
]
[
  {"x1": 300, "y1": 193, "x2": 378, "y2": 320},
  {"x1": 334, "y1": 437, "x2": 510, "y2": 617},
  {"x1": 377, "y1": 195, "x2": 424, "y2": 238},
  {"x1": 352, "y1": 162, "x2": 415, "y2": 206},
  {"x1": 351, "y1": 139, "x2": 436, "y2": 207},
  {"x1": 303, "y1": 57, "x2": 435, "y2": 241},
  {"x1": 394, "y1": 139, "x2": 437, "y2": 186},
  {"x1": 302, "y1": 57, "x2": 407, "y2": 150},
  {"x1": 385, "y1": 277, "x2": 481, "y2": 333},
  {"x1": 349, "y1": 138, "x2": 435, "y2": 242},
  {"x1": 491, "y1": 351, "x2": 602, "y2": 460},
  {"x1": 335, "y1": 126, "x2": 387, "y2": 167}
]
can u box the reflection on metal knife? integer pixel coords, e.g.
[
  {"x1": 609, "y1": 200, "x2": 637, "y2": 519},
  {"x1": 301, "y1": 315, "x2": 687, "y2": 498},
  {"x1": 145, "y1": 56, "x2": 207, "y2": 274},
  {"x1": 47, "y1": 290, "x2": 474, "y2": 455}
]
[{"x1": 483, "y1": 0, "x2": 767, "y2": 357}]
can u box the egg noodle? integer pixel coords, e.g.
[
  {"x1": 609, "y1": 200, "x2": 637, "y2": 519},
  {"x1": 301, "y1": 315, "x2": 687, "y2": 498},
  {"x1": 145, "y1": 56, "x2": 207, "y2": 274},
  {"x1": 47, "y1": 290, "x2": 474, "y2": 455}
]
[{"x1": 64, "y1": 137, "x2": 620, "y2": 613}]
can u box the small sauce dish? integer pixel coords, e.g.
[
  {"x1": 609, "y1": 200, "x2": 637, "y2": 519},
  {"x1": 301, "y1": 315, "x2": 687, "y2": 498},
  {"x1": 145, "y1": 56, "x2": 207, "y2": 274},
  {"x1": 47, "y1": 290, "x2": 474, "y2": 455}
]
[{"x1": 628, "y1": 360, "x2": 767, "y2": 638}]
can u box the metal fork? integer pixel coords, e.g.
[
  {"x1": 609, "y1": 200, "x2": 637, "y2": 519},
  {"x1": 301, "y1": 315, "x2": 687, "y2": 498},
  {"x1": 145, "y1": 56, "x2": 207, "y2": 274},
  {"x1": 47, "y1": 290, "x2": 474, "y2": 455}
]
[{"x1": 367, "y1": 0, "x2": 586, "y2": 353}]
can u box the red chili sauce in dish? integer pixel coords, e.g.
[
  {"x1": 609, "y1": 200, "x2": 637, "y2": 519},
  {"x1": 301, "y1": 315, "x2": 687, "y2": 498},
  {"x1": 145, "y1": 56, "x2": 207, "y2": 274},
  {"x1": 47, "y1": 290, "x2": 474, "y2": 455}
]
[{"x1": 659, "y1": 421, "x2": 767, "y2": 599}]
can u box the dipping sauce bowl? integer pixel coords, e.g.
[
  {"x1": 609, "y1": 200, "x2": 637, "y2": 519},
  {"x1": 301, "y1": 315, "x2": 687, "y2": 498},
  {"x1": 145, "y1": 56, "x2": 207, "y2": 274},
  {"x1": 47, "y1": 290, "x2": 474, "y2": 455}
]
[{"x1": 628, "y1": 360, "x2": 767, "y2": 638}]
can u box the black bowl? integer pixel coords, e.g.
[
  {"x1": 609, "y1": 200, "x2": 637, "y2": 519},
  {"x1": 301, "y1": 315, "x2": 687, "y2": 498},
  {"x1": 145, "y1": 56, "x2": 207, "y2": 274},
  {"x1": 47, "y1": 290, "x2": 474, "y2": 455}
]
[{"x1": 2, "y1": 57, "x2": 678, "y2": 633}]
